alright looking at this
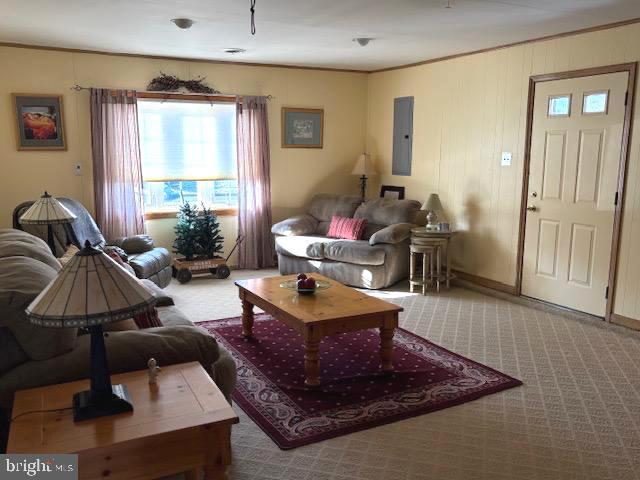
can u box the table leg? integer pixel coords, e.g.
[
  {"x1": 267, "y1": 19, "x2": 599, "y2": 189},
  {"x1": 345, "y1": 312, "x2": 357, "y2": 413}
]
[
  {"x1": 422, "y1": 251, "x2": 428, "y2": 295},
  {"x1": 303, "y1": 338, "x2": 321, "y2": 386},
  {"x1": 379, "y1": 326, "x2": 395, "y2": 371},
  {"x1": 241, "y1": 299, "x2": 254, "y2": 338},
  {"x1": 446, "y1": 242, "x2": 451, "y2": 289},
  {"x1": 186, "y1": 469, "x2": 200, "y2": 480},
  {"x1": 409, "y1": 251, "x2": 415, "y2": 293},
  {"x1": 436, "y1": 246, "x2": 441, "y2": 293},
  {"x1": 204, "y1": 464, "x2": 226, "y2": 480}
]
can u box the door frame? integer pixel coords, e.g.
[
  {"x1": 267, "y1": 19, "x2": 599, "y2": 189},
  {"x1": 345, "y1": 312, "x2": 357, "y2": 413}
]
[{"x1": 515, "y1": 62, "x2": 637, "y2": 321}]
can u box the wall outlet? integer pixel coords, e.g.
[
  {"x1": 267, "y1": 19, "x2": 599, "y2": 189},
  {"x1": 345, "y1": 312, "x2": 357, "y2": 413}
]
[
  {"x1": 74, "y1": 164, "x2": 82, "y2": 176},
  {"x1": 501, "y1": 152, "x2": 512, "y2": 166}
]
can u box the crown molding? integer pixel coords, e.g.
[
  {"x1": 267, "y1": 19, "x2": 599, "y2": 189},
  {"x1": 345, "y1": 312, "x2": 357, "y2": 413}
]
[
  {"x1": 1, "y1": 16, "x2": 639, "y2": 75},
  {"x1": 370, "y1": 17, "x2": 640, "y2": 74},
  {"x1": 0, "y1": 41, "x2": 367, "y2": 74}
]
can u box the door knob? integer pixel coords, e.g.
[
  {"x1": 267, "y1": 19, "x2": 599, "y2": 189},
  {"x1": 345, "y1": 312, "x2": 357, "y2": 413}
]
[{"x1": 526, "y1": 205, "x2": 537, "y2": 212}]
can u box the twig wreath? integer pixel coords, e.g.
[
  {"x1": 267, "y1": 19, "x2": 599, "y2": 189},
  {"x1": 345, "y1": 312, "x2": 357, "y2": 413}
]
[{"x1": 147, "y1": 73, "x2": 221, "y2": 94}]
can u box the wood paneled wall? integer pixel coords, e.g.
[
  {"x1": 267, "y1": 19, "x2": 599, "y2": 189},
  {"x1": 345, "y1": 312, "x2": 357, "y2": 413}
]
[{"x1": 366, "y1": 23, "x2": 640, "y2": 321}]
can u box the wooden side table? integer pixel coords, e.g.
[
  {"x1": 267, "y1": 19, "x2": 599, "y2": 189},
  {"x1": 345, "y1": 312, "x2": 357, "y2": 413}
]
[
  {"x1": 409, "y1": 243, "x2": 438, "y2": 295},
  {"x1": 7, "y1": 362, "x2": 239, "y2": 480},
  {"x1": 410, "y1": 228, "x2": 456, "y2": 293}
]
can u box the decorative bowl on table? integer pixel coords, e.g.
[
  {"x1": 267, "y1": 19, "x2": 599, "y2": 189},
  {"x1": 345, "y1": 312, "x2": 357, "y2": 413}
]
[{"x1": 280, "y1": 274, "x2": 331, "y2": 295}]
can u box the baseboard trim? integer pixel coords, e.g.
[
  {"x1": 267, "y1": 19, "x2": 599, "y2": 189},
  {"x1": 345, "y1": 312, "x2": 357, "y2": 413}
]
[
  {"x1": 452, "y1": 270, "x2": 517, "y2": 295},
  {"x1": 610, "y1": 313, "x2": 640, "y2": 331},
  {"x1": 452, "y1": 270, "x2": 608, "y2": 326}
]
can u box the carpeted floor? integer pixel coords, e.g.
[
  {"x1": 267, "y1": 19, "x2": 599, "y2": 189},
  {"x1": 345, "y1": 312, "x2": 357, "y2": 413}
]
[{"x1": 166, "y1": 270, "x2": 640, "y2": 480}]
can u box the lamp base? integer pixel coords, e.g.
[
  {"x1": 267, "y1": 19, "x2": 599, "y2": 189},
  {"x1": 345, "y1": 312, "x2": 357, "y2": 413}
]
[
  {"x1": 425, "y1": 210, "x2": 439, "y2": 230},
  {"x1": 73, "y1": 384, "x2": 133, "y2": 422}
]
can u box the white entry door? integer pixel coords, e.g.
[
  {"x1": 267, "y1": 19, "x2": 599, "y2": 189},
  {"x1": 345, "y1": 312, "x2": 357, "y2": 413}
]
[{"x1": 522, "y1": 72, "x2": 628, "y2": 316}]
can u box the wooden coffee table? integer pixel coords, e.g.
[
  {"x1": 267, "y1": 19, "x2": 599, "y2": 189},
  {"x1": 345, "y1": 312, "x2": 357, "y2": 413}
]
[
  {"x1": 7, "y1": 362, "x2": 238, "y2": 480},
  {"x1": 235, "y1": 274, "x2": 403, "y2": 386}
]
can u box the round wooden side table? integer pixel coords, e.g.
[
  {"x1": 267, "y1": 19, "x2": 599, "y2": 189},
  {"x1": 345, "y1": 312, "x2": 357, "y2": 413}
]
[{"x1": 410, "y1": 228, "x2": 456, "y2": 293}]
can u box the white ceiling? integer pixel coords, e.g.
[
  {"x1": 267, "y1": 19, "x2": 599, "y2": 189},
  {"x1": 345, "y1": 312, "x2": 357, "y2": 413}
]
[{"x1": 1, "y1": 0, "x2": 639, "y2": 71}]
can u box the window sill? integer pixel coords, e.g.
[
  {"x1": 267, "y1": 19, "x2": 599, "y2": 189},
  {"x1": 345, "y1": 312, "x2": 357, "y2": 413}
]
[{"x1": 144, "y1": 207, "x2": 238, "y2": 220}]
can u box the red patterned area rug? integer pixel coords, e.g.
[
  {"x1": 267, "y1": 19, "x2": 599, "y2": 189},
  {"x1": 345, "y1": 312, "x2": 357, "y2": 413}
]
[{"x1": 200, "y1": 314, "x2": 522, "y2": 450}]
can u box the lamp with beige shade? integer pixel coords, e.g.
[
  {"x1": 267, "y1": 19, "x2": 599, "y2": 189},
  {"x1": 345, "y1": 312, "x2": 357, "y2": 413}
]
[
  {"x1": 421, "y1": 193, "x2": 444, "y2": 230},
  {"x1": 351, "y1": 153, "x2": 377, "y2": 202},
  {"x1": 19, "y1": 191, "x2": 76, "y2": 254}
]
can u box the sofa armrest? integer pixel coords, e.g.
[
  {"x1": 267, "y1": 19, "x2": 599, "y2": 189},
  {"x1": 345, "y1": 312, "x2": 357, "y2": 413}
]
[
  {"x1": 110, "y1": 234, "x2": 155, "y2": 254},
  {"x1": 127, "y1": 247, "x2": 172, "y2": 280},
  {"x1": 0, "y1": 326, "x2": 222, "y2": 409},
  {"x1": 369, "y1": 223, "x2": 416, "y2": 245},
  {"x1": 271, "y1": 214, "x2": 318, "y2": 236}
]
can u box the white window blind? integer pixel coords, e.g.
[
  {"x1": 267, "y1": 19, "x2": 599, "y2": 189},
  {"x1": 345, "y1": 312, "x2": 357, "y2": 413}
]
[{"x1": 138, "y1": 100, "x2": 237, "y2": 182}]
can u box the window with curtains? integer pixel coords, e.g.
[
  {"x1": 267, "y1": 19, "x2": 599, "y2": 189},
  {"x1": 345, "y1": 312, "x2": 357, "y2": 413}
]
[{"x1": 137, "y1": 99, "x2": 238, "y2": 211}]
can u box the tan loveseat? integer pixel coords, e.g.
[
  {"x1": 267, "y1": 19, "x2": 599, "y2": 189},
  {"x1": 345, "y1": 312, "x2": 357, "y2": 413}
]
[
  {"x1": 0, "y1": 229, "x2": 236, "y2": 417},
  {"x1": 272, "y1": 194, "x2": 421, "y2": 289}
]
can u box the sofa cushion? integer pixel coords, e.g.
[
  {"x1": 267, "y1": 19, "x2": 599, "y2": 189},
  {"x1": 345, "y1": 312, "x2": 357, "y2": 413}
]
[
  {"x1": 157, "y1": 305, "x2": 195, "y2": 328},
  {"x1": 113, "y1": 234, "x2": 155, "y2": 254},
  {"x1": 307, "y1": 194, "x2": 361, "y2": 222},
  {"x1": 271, "y1": 214, "x2": 318, "y2": 237},
  {"x1": 354, "y1": 198, "x2": 421, "y2": 227},
  {"x1": 140, "y1": 278, "x2": 174, "y2": 307},
  {"x1": 369, "y1": 223, "x2": 416, "y2": 245},
  {"x1": 0, "y1": 239, "x2": 62, "y2": 271},
  {"x1": 128, "y1": 247, "x2": 172, "y2": 279},
  {"x1": 0, "y1": 229, "x2": 53, "y2": 253},
  {"x1": 0, "y1": 256, "x2": 77, "y2": 361},
  {"x1": 323, "y1": 240, "x2": 387, "y2": 266},
  {"x1": 275, "y1": 235, "x2": 331, "y2": 260}
]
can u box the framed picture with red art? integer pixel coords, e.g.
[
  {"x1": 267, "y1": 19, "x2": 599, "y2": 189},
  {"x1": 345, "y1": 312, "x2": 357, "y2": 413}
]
[{"x1": 12, "y1": 93, "x2": 66, "y2": 150}]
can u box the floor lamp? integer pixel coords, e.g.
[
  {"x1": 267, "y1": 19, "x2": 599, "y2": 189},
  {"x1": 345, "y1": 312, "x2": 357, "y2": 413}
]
[{"x1": 351, "y1": 153, "x2": 377, "y2": 202}]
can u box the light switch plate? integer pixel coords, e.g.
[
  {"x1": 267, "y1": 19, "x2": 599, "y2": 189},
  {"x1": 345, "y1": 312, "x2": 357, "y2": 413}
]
[
  {"x1": 501, "y1": 152, "x2": 512, "y2": 166},
  {"x1": 74, "y1": 164, "x2": 82, "y2": 176}
]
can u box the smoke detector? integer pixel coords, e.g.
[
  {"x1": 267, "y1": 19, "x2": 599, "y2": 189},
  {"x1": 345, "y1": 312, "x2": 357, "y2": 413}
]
[
  {"x1": 171, "y1": 18, "x2": 194, "y2": 29},
  {"x1": 223, "y1": 48, "x2": 246, "y2": 54},
  {"x1": 353, "y1": 38, "x2": 374, "y2": 47}
]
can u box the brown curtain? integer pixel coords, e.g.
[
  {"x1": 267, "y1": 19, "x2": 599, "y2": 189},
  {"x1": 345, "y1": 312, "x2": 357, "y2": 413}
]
[
  {"x1": 236, "y1": 96, "x2": 275, "y2": 269},
  {"x1": 90, "y1": 88, "x2": 145, "y2": 241}
]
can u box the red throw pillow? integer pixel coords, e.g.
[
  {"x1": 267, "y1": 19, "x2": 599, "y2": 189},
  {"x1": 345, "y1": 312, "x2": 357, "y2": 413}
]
[
  {"x1": 326, "y1": 216, "x2": 367, "y2": 240},
  {"x1": 133, "y1": 307, "x2": 163, "y2": 329}
]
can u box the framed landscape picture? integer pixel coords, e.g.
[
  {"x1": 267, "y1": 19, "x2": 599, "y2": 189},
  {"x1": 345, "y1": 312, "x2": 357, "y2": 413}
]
[
  {"x1": 282, "y1": 107, "x2": 323, "y2": 148},
  {"x1": 13, "y1": 94, "x2": 66, "y2": 150}
]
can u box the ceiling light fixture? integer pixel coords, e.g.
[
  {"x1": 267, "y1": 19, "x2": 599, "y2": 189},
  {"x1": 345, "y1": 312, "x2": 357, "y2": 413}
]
[
  {"x1": 171, "y1": 18, "x2": 194, "y2": 29},
  {"x1": 224, "y1": 48, "x2": 246, "y2": 54},
  {"x1": 353, "y1": 38, "x2": 374, "y2": 47}
]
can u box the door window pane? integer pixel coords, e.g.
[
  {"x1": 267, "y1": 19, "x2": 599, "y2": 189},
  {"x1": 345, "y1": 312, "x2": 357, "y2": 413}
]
[
  {"x1": 583, "y1": 91, "x2": 608, "y2": 114},
  {"x1": 548, "y1": 95, "x2": 571, "y2": 117}
]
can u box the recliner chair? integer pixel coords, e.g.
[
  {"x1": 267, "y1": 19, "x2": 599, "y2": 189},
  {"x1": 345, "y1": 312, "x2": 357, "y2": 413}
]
[{"x1": 13, "y1": 198, "x2": 172, "y2": 288}]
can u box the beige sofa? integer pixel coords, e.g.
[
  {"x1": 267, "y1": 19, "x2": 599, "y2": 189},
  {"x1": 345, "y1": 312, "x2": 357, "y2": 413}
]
[
  {"x1": 0, "y1": 229, "x2": 236, "y2": 416},
  {"x1": 272, "y1": 194, "x2": 421, "y2": 289}
]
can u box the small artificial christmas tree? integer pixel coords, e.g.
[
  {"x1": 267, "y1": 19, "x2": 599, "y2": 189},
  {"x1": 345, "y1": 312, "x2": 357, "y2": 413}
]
[
  {"x1": 173, "y1": 201, "x2": 199, "y2": 260},
  {"x1": 195, "y1": 204, "x2": 225, "y2": 259}
]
